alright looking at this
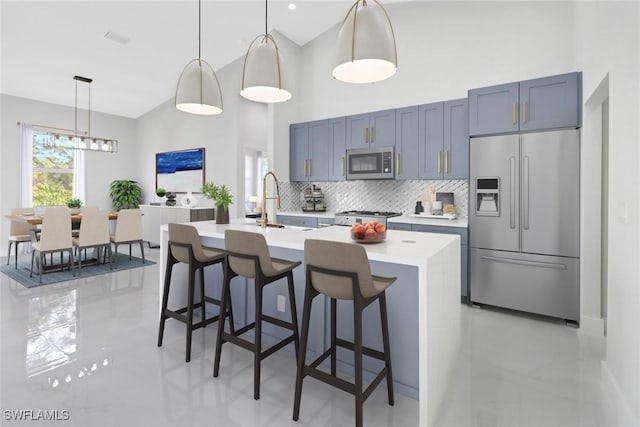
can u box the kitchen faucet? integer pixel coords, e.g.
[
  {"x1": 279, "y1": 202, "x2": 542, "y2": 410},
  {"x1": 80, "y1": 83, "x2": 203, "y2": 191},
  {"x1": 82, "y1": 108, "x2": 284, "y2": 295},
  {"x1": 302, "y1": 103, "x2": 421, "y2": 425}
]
[{"x1": 259, "y1": 171, "x2": 281, "y2": 228}]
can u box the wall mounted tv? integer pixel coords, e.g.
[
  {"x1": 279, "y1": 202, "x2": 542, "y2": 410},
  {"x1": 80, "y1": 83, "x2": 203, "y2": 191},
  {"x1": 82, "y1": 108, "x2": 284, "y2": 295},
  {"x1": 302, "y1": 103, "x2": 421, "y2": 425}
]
[{"x1": 156, "y1": 147, "x2": 205, "y2": 193}]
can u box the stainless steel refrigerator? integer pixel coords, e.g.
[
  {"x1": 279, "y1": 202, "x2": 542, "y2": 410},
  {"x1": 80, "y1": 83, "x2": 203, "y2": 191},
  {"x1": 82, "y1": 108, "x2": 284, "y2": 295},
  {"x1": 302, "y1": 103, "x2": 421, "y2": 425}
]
[{"x1": 469, "y1": 129, "x2": 580, "y2": 323}]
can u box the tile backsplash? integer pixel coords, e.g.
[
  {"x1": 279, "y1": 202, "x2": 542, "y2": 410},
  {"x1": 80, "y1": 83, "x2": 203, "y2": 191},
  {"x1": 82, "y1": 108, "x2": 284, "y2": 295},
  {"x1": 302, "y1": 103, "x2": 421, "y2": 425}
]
[{"x1": 279, "y1": 180, "x2": 469, "y2": 217}]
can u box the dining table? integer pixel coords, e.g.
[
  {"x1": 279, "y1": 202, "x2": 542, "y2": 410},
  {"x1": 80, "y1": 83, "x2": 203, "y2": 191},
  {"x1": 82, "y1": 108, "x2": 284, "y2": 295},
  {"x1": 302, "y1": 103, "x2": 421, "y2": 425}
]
[{"x1": 5, "y1": 212, "x2": 119, "y2": 225}]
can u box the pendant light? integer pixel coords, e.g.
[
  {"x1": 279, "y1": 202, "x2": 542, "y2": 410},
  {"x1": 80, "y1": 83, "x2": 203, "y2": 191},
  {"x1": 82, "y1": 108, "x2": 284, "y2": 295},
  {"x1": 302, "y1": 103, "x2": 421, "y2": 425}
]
[
  {"x1": 72, "y1": 75, "x2": 118, "y2": 153},
  {"x1": 333, "y1": 0, "x2": 398, "y2": 84},
  {"x1": 175, "y1": 0, "x2": 223, "y2": 115},
  {"x1": 240, "y1": 0, "x2": 292, "y2": 103}
]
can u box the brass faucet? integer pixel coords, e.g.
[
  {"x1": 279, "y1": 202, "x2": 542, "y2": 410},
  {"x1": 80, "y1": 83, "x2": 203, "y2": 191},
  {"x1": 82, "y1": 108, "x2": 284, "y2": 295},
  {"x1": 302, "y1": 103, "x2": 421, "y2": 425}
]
[{"x1": 259, "y1": 171, "x2": 281, "y2": 228}]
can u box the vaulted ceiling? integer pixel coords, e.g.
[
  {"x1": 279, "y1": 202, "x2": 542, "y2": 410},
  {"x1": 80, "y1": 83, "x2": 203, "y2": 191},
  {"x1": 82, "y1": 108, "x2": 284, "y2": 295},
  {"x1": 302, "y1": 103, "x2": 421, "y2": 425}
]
[{"x1": 1, "y1": 1, "x2": 407, "y2": 119}]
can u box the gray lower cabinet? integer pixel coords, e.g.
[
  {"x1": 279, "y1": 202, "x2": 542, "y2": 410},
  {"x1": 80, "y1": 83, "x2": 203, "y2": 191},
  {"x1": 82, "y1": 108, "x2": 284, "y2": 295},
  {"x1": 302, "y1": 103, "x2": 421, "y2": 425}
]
[
  {"x1": 389, "y1": 222, "x2": 468, "y2": 301},
  {"x1": 276, "y1": 215, "x2": 319, "y2": 228}
]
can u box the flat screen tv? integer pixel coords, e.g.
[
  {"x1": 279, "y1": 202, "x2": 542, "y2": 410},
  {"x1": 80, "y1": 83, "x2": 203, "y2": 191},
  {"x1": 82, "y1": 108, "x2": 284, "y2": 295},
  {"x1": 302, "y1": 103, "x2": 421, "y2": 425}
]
[{"x1": 156, "y1": 147, "x2": 205, "y2": 193}]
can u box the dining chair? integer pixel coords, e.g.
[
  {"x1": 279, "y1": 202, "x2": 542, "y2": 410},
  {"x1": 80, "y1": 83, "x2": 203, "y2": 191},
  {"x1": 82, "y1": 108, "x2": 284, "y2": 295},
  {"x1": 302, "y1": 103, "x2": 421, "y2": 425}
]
[
  {"x1": 73, "y1": 208, "x2": 112, "y2": 274},
  {"x1": 110, "y1": 208, "x2": 145, "y2": 268},
  {"x1": 6, "y1": 207, "x2": 36, "y2": 269},
  {"x1": 72, "y1": 205, "x2": 99, "y2": 238},
  {"x1": 30, "y1": 206, "x2": 76, "y2": 283}
]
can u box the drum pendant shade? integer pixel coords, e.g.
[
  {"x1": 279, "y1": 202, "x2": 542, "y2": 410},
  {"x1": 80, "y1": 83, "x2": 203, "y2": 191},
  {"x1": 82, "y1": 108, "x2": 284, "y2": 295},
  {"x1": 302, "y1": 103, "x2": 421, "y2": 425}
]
[{"x1": 333, "y1": 0, "x2": 397, "y2": 84}]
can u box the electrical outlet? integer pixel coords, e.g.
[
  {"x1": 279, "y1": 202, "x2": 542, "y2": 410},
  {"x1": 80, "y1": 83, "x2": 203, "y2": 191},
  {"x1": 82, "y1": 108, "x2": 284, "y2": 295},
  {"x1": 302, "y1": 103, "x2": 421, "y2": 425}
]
[{"x1": 277, "y1": 295, "x2": 286, "y2": 313}]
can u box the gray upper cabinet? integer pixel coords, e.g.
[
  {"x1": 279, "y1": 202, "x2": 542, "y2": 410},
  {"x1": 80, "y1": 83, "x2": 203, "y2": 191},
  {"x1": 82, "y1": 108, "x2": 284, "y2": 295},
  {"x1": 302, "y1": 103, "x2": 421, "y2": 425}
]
[
  {"x1": 395, "y1": 106, "x2": 420, "y2": 180},
  {"x1": 328, "y1": 117, "x2": 347, "y2": 181},
  {"x1": 290, "y1": 123, "x2": 309, "y2": 182},
  {"x1": 469, "y1": 72, "x2": 581, "y2": 136},
  {"x1": 418, "y1": 102, "x2": 444, "y2": 179},
  {"x1": 444, "y1": 98, "x2": 469, "y2": 179},
  {"x1": 346, "y1": 109, "x2": 396, "y2": 149},
  {"x1": 519, "y1": 73, "x2": 581, "y2": 131},
  {"x1": 289, "y1": 120, "x2": 329, "y2": 182}
]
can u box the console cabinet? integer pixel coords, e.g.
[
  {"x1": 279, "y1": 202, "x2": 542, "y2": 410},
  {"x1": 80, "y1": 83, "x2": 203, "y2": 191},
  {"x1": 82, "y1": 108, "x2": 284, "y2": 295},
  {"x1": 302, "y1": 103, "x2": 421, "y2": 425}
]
[{"x1": 140, "y1": 204, "x2": 214, "y2": 246}]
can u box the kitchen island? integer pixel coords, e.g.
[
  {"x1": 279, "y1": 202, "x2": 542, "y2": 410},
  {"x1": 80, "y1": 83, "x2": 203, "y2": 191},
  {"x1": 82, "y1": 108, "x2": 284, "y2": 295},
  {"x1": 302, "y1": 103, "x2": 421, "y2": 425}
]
[{"x1": 159, "y1": 220, "x2": 461, "y2": 426}]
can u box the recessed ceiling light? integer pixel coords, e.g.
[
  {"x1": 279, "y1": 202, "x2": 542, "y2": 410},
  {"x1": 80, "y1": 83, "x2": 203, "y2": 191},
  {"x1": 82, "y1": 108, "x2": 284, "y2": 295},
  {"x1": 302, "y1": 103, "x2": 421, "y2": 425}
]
[
  {"x1": 288, "y1": 3, "x2": 296, "y2": 11},
  {"x1": 104, "y1": 31, "x2": 130, "y2": 45}
]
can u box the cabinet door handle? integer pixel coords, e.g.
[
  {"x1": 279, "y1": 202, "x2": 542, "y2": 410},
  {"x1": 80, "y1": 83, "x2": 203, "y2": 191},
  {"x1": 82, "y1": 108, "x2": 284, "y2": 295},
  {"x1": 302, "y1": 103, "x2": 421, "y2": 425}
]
[
  {"x1": 341, "y1": 157, "x2": 345, "y2": 176},
  {"x1": 522, "y1": 101, "x2": 527, "y2": 123},
  {"x1": 303, "y1": 160, "x2": 307, "y2": 176},
  {"x1": 396, "y1": 153, "x2": 400, "y2": 175},
  {"x1": 364, "y1": 128, "x2": 369, "y2": 144},
  {"x1": 437, "y1": 151, "x2": 442, "y2": 174},
  {"x1": 481, "y1": 255, "x2": 566, "y2": 270},
  {"x1": 308, "y1": 159, "x2": 312, "y2": 177},
  {"x1": 445, "y1": 150, "x2": 449, "y2": 174},
  {"x1": 370, "y1": 127, "x2": 374, "y2": 143},
  {"x1": 512, "y1": 103, "x2": 517, "y2": 125}
]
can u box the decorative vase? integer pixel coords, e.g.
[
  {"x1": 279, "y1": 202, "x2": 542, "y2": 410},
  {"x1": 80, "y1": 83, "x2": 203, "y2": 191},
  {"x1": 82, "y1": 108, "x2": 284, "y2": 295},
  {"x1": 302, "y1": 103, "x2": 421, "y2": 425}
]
[
  {"x1": 215, "y1": 206, "x2": 229, "y2": 224},
  {"x1": 180, "y1": 191, "x2": 198, "y2": 208},
  {"x1": 165, "y1": 192, "x2": 177, "y2": 206}
]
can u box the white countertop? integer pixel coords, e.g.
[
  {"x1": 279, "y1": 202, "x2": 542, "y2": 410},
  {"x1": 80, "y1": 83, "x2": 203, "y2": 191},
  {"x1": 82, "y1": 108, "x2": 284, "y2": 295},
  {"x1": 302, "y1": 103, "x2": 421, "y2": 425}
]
[
  {"x1": 388, "y1": 215, "x2": 468, "y2": 228},
  {"x1": 276, "y1": 211, "x2": 336, "y2": 219},
  {"x1": 176, "y1": 219, "x2": 459, "y2": 267}
]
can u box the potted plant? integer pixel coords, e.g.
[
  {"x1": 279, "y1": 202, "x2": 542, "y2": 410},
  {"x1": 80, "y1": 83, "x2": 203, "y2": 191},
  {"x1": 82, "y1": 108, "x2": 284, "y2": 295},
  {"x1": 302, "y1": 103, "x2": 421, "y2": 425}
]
[
  {"x1": 156, "y1": 187, "x2": 167, "y2": 198},
  {"x1": 67, "y1": 198, "x2": 83, "y2": 214},
  {"x1": 110, "y1": 180, "x2": 142, "y2": 211},
  {"x1": 202, "y1": 181, "x2": 233, "y2": 224}
]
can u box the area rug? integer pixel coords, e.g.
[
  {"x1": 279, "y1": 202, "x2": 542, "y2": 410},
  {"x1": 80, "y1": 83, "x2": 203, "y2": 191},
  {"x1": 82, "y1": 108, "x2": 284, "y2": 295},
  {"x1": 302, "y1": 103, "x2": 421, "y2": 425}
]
[{"x1": 1, "y1": 254, "x2": 155, "y2": 288}]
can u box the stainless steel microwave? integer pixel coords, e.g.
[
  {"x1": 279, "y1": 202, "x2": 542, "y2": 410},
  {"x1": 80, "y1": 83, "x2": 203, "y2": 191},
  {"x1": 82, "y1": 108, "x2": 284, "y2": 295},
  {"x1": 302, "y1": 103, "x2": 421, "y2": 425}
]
[{"x1": 346, "y1": 146, "x2": 395, "y2": 180}]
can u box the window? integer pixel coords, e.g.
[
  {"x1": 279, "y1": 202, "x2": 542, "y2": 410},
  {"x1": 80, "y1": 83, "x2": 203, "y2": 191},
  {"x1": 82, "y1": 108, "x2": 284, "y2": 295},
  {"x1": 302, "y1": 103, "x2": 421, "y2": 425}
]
[
  {"x1": 244, "y1": 149, "x2": 269, "y2": 213},
  {"x1": 31, "y1": 132, "x2": 75, "y2": 206}
]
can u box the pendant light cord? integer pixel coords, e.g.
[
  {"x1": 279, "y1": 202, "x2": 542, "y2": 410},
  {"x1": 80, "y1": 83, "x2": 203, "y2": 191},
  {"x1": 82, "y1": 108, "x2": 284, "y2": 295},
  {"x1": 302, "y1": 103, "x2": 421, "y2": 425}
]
[
  {"x1": 198, "y1": 0, "x2": 201, "y2": 60},
  {"x1": 265, "y1": 0, "x2": 268, "y2": 35}
]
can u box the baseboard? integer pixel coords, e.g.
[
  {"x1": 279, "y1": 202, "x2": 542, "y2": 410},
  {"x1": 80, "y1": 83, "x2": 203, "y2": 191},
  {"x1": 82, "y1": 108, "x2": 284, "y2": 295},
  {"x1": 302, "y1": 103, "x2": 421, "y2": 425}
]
[
  {"x1": 601, "y1": 360, "x2": 639, "y2": 426},
  {"x1": 579, "y1": 315, "x2": 605, "y2": 336}
]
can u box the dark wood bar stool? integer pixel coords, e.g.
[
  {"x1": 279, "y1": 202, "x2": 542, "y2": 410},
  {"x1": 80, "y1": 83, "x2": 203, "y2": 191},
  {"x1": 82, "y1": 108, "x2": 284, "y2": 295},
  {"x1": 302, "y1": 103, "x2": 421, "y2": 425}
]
[
  {"x1": 214, "y1": 229, "x2": 301, "y2": 400},
  {"x1": 293, "y1": 239, "x2": 396, "y2": 427},
  {"x1": 158, "y1": 223, "x2": 233, "y2": 362}
]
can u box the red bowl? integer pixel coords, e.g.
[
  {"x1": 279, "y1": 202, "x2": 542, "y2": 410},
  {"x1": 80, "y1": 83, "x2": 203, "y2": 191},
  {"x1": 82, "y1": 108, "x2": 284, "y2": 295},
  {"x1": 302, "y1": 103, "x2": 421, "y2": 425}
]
[{"x1": 350, "y1": 229, "x2": 386, "y2": 244}]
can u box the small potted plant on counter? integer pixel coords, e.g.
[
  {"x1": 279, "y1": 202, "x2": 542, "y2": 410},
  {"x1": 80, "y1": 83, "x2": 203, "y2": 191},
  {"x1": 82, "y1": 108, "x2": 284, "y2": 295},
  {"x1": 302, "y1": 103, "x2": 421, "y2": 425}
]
[
  {"x1": 67, "y1": 198, "x2": 83, "y2": 214},
  {"x1": 202, "y1": 181, "x2": 233, "y2": 224}
]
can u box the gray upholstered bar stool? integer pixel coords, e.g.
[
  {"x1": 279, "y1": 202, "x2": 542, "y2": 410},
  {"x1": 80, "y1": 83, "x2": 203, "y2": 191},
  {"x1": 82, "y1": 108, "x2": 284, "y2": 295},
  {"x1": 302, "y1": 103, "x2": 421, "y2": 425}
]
[
  {"x1": 214, "y1": 229, "x2": 301, "y2": 400},
  {"x1": 157, "y1": 223, "x2": 233, "y2": 362},
  {"x1": 293, "y1": 239, "x2": 396, "y2": 427}
]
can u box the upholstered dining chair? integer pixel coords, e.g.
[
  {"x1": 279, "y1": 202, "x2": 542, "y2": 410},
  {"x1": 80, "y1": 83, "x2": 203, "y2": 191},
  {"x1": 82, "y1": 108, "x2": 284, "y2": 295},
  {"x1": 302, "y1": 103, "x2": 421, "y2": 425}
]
[
  {"x1": 72, "y1": 205, "x2": 99, "y2": 238},
  {"x1": 110, "y1": 208, "x2": 145, "y2": 268},
  {"x1": 6, "y1": 207, "x2": 36, "y2": 269},
  {"x1": 30, "y1": 206, "x2": 75, "y2": 283},
  {"x1": 73, "y1": 208, "x2": 112, "y2": 274}
]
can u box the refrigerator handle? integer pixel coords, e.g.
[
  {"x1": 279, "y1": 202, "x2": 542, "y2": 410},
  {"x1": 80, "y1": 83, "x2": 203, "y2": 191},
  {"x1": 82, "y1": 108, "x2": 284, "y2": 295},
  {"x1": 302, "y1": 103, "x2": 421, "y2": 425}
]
[
  {"x1": 523, "y1": 156, "x2": 530, "y2": 230},
  {"x1": 510, "y1": 156, "x2": 516, "y2": 229},
  {"x1": 481, "y1": 255, "x2": 567, "y2": 270}
]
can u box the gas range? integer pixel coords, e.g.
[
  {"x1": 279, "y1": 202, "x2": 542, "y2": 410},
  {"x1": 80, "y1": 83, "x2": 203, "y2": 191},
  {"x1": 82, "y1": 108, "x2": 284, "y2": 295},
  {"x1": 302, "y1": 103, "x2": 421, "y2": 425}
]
[{"x1": 334, "y1": 210, "x2": 402, "y2": 227}]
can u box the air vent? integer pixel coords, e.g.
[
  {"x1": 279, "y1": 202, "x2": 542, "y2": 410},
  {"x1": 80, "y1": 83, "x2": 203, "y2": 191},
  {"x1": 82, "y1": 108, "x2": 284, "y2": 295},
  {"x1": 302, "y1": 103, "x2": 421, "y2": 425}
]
[{"x1": 104, "y1": 31, "x2": 130, "y2": 45}]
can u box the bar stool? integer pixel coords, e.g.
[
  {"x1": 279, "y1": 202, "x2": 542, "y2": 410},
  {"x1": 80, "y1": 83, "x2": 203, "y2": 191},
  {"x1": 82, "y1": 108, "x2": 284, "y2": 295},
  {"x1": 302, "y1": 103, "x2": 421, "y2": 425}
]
[
  {"x1": 293, "y1": 239, "x2": 396, "y2": 427},
  {"x1": 157, "y1": 223, "x2": 233, "y2": 363},
  {"x1": 214, "y1": 229, "x2": 301, "y2": 400}
]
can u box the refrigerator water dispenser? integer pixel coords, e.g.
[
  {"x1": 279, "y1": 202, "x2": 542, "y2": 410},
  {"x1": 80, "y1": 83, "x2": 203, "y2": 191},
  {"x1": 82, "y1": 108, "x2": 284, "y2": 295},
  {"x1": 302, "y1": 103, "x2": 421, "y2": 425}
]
[{"x1": 476, "y1": 178, "x2": 499, "y2": 216}]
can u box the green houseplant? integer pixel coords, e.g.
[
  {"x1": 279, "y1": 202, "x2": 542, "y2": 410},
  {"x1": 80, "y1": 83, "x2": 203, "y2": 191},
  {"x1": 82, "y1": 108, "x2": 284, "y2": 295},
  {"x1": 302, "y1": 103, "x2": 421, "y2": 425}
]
[
  {"x1": 155, "y1": 187, "x2": 167, "y2": 198},
  {"x1": 67, "y1": 198, "x2": 83, "y2": 214},
  {"x1": 202, "y1": 181, "x2": 233, "y2": 224},
  {"x1": 110, "y1": 180, "x2": 142, "y2": 211}
]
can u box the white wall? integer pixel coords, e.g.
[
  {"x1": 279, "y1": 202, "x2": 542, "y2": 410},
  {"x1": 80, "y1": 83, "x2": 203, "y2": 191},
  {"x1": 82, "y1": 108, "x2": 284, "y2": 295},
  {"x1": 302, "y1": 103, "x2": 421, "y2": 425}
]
[
  {"x1": 0, "y1": 94, "x2": 136, "y2": 253},
  {"x1": 134, "y1": 55, "x2": 268, "y2": 219},
  {"x1": 574, "y1": 2, "x2": 640, "y2": 423},
  {"x1": 293, "y1": 1, "x2": 575, "y2": 121}
]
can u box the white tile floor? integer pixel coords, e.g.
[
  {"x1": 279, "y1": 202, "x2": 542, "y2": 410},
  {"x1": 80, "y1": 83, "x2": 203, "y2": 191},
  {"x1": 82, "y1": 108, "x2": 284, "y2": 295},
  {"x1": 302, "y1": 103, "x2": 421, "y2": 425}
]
[{"x1": 1, "y1": 249, "x2": 620, "y2": 427}]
